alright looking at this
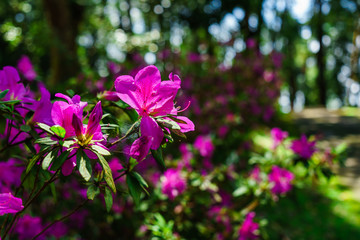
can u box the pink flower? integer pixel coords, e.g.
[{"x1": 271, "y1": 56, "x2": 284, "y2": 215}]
[
  {"x1": 238, "y1": 212, "x2": 259, "y2": 240},
  {"x1": 194, "y1": 135, "x2": 214, "y2": 158},
  {"x1": 268, "y1": 166, "x2": 294, "y2": 195},
  {"x1": 115, "y1": 65, "x2": 194, "y2": 157},
  {"x1": 290, "y1": 135, "x2": 316, "y2": 159},
  {"x1": 270, "y1": 128, "x2": 288, "y2": 149},
  {"x1": 249, "y1": 166, "x2": 261, "y2": 183},
  {"x1": 15, "y1": 214, "x2": 44, "y2": 240},
  {"x1": 51, "y1": 93, "x2": 88, "y2": 138},
  {"x1": 51, "y1": 97, "x2": 107, "y2": 175},
  {"x1": 0, "y1": 66, "x2": 34, "y2": 143},
  {"x1": 0, "y1": 159, "x2": 24, "y2": 192},
  {"x1": 32, "y1": 85, "x2": 53, "y2": 125},
  {"x1": 17, "y1": 55, "x2": 37, "y2": 81},
  {"x1": 161, "y1": 168, "x2": 186, "y2": 200},
  {"x1": 0, "y1": 192, "x2": 23, "y2": 215},
  {"x1": 178, "y1": 144, "x2": 193, "y2": 170}
]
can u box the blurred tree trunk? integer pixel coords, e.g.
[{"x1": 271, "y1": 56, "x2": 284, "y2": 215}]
[
  {"x1": 350, "y1": 14, "x2": 360, "y2": 82},
  {"x1": 42, "y1": 0, "x2": 83, "y2": 88},
  {"x1": 316, "y1": 0, "x2": 326, "y2": 105}
]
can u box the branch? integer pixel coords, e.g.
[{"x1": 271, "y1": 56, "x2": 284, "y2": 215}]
[{"x1": 31, "y1": 199, "x2": 89, "y2": 240}]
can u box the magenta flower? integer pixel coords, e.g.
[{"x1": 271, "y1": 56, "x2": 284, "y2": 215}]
[
  {"x1": 0, "y1": 66, "x2": 34, "y2": 143},
  {"x1": 290, "y1": 134, "x2": 316, "y2": 159},
  {"x1": 238, "y1": 212, "x2": 259, "y2": 240},
  {"x1": 161, "y1": 168, "x2": 186, "y2": 200},
  {"x1": 51, "y1": 93, "x2": 88, "y2": 138},
  {"x1": 115, "y1": 65, "x2": 194, "y2": 155},
  {"x1": 51, "y1": 96, "x2": 107, "y2": 175},
  {"x1": 71, "y1": 101, "x2": 104, "y2": 144},
  {"x1": 194, "y1": 135, "x2": 214, "y2": 158},
  {"x1": 270, "y1": 127, "x2": 288, "y2": 149},
  {"x1": 0, "y1": 66, "x2": 30, "y2": 103},
  {"x1": 0, "y1": 192, "x2": 23, "y2": 215},
  {"x1": 17, "y1": 55, "x2": 37, "y2": 81},
  {"x1": 15, "y1": 214, "x2": 44, "y2": 240},
  {"x1": 32, "y1": 85, "x2": 54, "y2": 125},
  {"x1": 268, "y1": 166, "x2": 294, "y2": 195},
  {"x1": 0, "y1": 159, "x2": 24, "y2": 192}
]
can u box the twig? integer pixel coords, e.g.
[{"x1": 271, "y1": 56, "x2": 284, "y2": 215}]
[
  {"x1": 31, "y1": 199, "x2": 89, "y2": 240},
  {"x1": 107, "y1": 120, "x2": 139, "y2": 147}
]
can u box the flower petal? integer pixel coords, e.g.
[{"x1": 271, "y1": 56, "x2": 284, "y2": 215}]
[
  {"x1": 140, "y1": 116, "x2": 164, "y2": 150},
  {"x1": 0, "y1": 192, "x2": 24, "y2": 215},
  {"x1": 115, "y1": 75, "x2": 142, "y2": 111},
  {"x1": 175, "y1": 116, "x2": 195, "y2": 133},
  {"x1": 130, "y1": 136, "x2": 153, "y2": 161},
  {"x1": 134, "y1": 65, "x2": 161, "y2": 103}
]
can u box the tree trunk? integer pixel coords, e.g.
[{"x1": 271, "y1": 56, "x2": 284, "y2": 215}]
[
  {"x1": 316, "y1": 0, "x2": 326, "y2": 105},
  {"x1": 42, "y1": 0, "x2": 83, "y2": 89}
]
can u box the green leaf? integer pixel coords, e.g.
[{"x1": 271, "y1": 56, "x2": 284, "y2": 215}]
[
  {"x1": 130, "y1": 171, "x2": 149, "y2": 195},
  {"x1": 35, "y1": 137, "x2": 58, "y2": 145},
  {"x1": 93, "y1": 151, "x2": 116, "y2": 193},
  {"x1": 20, "y1": 125, "x2": 31, "y2": 132},
  {"x1": 77, "y1": 151, "x2": 92, "y2": 181},
  {"x1": 66, "y1": 89, "x2": 75, "y2": 97},
  {"x1": 0, "y1": 89, "x2": 9, "y2": 99},
  {"x1": 0, "y1": 100, "x2": 21, "y2": 104},
  {"x1": 87, "y1": 185, "x2": 100, "y2": 200},
  {"x1": 156, "y1": 118, "x2": 181, "y2": 130},
  {"x1": 42, "y1": 149, "x2": 58, "y2": 170},
  {"x1": 129, "y1": 157, "x2": 138, "y2": 172},
  {"x1": 151, "y1": 148, "x2": 165, "y2": 171},
  {"x1": 126, "y1": 174, "x2": 142, "y2": 206},
  {"x1": 124, "y1": 108, "x2": 139, "y2": 122},
  {"x1": 25, "y1": 139, "x2": 37, "y2": 154},
  {"x1": 170, "y1": 129, "x2": 186, "y2": 139},
  {"x1": 25, "y1": 147, "x2": 51, "y2": 174},
  {"x1": 61, "y1": 139, "x2": 75, "y2": 148},
  {"x1": 104, "y1": 187, "x2": 113, "y2": 212},
  {"x1": 90, "y1": 144, "x2": 111, "y2": 156},
  {"x1": 50, "y1": 125, "x2": 66, "y2": 138},
  {"x1": 233, "y1": 186, "x2": 248, "y2": 197},
  {"x1": 163, "y1": 134, "x2": 174, "y2": 142},
  {"x1": 37, "y1": 123, "x2": 53, "y2": 134},
  {"x1": 166, "y1": 115, "x2": 187, "y2": 124},
  {"x1": 50, "y1": 151, "x2": 70, "y2": 171}
]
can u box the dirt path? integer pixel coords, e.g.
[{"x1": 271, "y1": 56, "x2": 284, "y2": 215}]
[{"x1": 293, "y1": 107, "x2": 360, "y2": 200}]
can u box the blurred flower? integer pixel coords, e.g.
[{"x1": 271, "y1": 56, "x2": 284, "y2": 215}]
[
  {"x1": 194, "y1": 135, "x2": 214, "y2": 158},
  {"x1": 270, "y1": 127, "x2": 288, "y2": 149},
  {"x1": 208, "y1": 206, "x2": 231, "y2": 233},
  {"x1": 0, "y1": 192, "x2": 23, "y2": 215},
  {"x1": 290, "y1": 135, "x2": 316, "y2": 159},
  {"x1": 246, "y1": 39, "x2": 257, "y2": 49},
  {"x1": 268, "y1": 166, "x2": 294, "y2": 195},
  {"x1": 15, "y1": 214, "x2": 44, "y2": 240},
  {"x1": 17, "y1": 55, "x2": 37, "y2": 81},
  {"x1": 0, "y1": 159, "x2": 24, "y2": 192},
  {"x1": 249, "y1": 166, "x2": 261, "y2": 183},
  {"x1": 45, "y1": 221, "x2": 68, "y2": 238},
  {"x1": 238, "y1": 212, "x2": 259, "y2": 240},
  {"x1": 179, "y1": 144, "x2": 193, "y2": 170},
  {"x1": 161, "y1": 168, "x2": 186, "y2": 200}
]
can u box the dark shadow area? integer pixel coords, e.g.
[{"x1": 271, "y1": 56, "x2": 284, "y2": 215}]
[{"x1": 258, "y1": 187, "x2": 360, "y2": 240}]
